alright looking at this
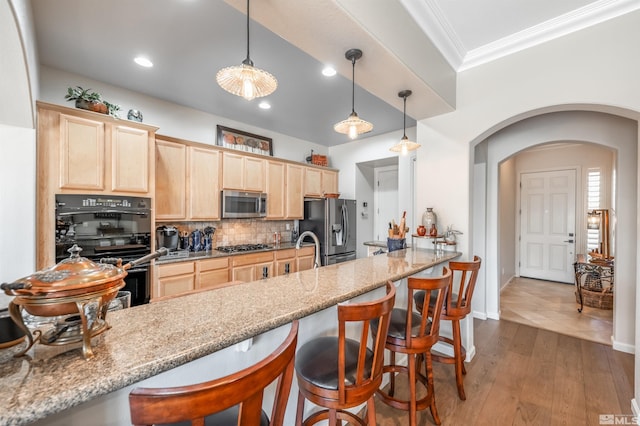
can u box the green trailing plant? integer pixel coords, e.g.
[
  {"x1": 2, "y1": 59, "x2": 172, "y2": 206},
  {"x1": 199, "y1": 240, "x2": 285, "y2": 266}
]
[{"x1": 64, "y1": 86, "x2": 121, "y2": 117}]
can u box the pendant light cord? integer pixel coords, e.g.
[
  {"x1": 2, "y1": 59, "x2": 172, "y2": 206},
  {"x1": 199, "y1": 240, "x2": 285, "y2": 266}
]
[
  {"x1": 403, "y1": 95, "x2": 407, "y2": 138},
  {"x1": 244, "y1": 0, "x2": 252, "y2": 65},
  {"x1": 351, "y1": 57, "x2": 356, "y2": 114}
]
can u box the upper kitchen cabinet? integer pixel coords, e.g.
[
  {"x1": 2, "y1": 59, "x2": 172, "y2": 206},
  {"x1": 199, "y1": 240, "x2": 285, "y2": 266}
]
[
  {"x1": 304, "y1": 166, "x2": 338, "y2": 197},
  {"x1": 267, "y1": 161, "x2": 304, "y2": 220},
  {"x1": 37, "y1": 102, "x2": 157, "y2": 197},
  {"x1": 221, "y1": 151, "x2": 265, "y2": 192},
  {"x1": 155, "y1": 136, "x2": 221, "y2": 221}
]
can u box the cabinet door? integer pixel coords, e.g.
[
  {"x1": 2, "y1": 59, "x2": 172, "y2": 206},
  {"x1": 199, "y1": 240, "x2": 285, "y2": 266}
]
[
  {"x1": 275, "y1": 259, "x2": 296, "y2": 276},
  {"x1": 297, "y1": 246, "x2": 316, "y2": 271},
  {"x1": 222, "y1": 152, "x2": 244, "y2": 190},
  {"x1": 156, "y1": 139, "x2": 187, "y2": 220},
  {"x1": 266, "y1": 160, "x2": 285, "y2": 219},
  {"x1": 286, "y1": 164, "x2": 304, "y2": 219},
  {"x1": 156, "y1": 262, "x2": 195, "y2": 298},
  {"x1": 254, "y1": 262, "x2": 274, "y2": 280},
  {"x1": 59, "y1": 114, "x2": 105, "y2": 190},
  {"x1": 244, "y1": 157, "x2": 265, "y2": 192},
  {"x1": 232, "y1": 264, "x2": 256, "y2": 282},
  {"x1": 111, "y1": 125, "x2": 150, "y2": 193},
  {"x1": 322, "y1": 170, "x2": 338, "y2": 195},
  {"x1": 198, "y1": 258, "x2": 229, "y2": 289},
  {"x1": 304, "y1": 167, "x2": 322, "y2": 197},
  {"x1": 188, "y1": 147, "x2": 221, "y2": 220}
]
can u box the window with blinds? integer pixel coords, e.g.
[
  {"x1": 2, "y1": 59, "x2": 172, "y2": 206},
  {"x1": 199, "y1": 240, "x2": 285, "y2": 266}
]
[{"x1": 586, "y1": 169, "x2": 601, "y2": 252}]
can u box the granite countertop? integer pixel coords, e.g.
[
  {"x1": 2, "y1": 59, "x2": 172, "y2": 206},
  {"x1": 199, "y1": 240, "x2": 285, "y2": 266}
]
[
  {"x1": 0, "y1": 248, "x2": 460, "y2": 425},
  {"x1": 155, "y1": 242, "x2": 305, "y2": 264}
]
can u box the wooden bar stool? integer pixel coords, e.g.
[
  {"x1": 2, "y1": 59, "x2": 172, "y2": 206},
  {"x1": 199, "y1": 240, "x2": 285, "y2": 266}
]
[
  {"x1": 414, "y1": 255, "x2": 481, "y2": 400},
  {"x1": 129, "y1": 320, "x2": 298, "y2": 426},
  {"x1": 294, "y1": 281, "x2": 396, "y2": 426},
  {"x1": 375, "y1": 268, "x2": 451, "y2": 426}
]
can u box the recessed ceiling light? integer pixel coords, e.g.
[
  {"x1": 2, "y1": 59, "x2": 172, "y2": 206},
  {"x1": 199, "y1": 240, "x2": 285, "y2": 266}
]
[
  {"x1": 134, "y1": 57, "x2": 153, "y2": 68},
  {"x1": 322, "y1": 66, "x2": 336, "y2": 77},
  {"x1": 258, "y1": 101, "x2": 271, "y2": 110}
]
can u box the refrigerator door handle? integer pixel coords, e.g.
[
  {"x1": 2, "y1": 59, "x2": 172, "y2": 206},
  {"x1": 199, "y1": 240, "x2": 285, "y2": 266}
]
[{"x1": 341, "y1": 204, "x2": 348, "y2": 246}]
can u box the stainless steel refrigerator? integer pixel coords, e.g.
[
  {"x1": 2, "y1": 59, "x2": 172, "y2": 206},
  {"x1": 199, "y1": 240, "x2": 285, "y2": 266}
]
[{"x1": 300, "y1": 198, "x2": 357, "y2": 266}]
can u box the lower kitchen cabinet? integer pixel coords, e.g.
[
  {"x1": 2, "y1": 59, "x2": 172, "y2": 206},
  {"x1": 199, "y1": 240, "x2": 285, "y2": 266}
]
[
  {"x1": 275, "y1": 249, "x2": 296, "y2": 276},
  {"x1": 197, "y1": 257, "x2": 229, "y2": 290},
  {"x1": 296, "y1": 246, "x2": 316, "y2": 271},
  {"x1": 231, "y1": 251, "x2": 274, "y2": 282},
  {"x1": 156, "y1": 261, "x2": 196, "y2": 299}
]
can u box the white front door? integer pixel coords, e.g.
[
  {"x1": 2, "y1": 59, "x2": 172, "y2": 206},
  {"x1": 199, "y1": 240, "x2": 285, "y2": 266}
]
[
  {"x1": 374, "y1": 166, "x2": 398, "y2": 241},
  {"x1": 519, "y1": 169, "x2": 576, "y2": 283}
]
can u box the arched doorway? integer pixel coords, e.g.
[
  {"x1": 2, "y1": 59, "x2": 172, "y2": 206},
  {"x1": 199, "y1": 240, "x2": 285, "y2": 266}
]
[{"x1": 472, "y1": 109, "x2": 637, "y2": 353}]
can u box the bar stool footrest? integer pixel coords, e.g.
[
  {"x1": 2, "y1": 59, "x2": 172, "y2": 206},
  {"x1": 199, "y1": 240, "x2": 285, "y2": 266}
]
[
  {"x1": 431, "y1": 335, "x2": 467, "y2": 365},
  {"x1": 376, "y1": 365, "x2": 432, "y2": 412}
]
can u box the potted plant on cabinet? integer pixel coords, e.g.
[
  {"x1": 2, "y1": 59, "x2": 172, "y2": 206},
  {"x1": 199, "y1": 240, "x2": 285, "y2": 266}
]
[{"x1": 64, "y1": 86, "x2": 121, "y2": 117}]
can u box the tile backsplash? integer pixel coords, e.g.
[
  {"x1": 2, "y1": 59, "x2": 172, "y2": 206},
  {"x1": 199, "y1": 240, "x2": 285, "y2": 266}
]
[{"x1": 156, "y1": 220, "x2": 297, "y2": 247}]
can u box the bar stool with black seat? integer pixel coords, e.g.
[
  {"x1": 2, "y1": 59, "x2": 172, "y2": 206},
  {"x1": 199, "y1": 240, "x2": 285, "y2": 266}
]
[
  {"x1": 414, "y1": 255, "x2": 481, "y2": 400},
  {"x1": 294, "y1": 281, "x2": 396, "y2": 426},
  {"x1": 129, "y1": 320, "x2": 298, "y2": 426},
  {"x1": 375, "y1": 268, "x2": 451, "y2": 426}
]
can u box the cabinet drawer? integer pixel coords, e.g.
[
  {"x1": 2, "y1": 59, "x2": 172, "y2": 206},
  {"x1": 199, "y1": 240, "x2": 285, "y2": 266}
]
[
  {"x1": 297, "y1": 246, "x2": 315, "y2": 256},
  {"x1": 232, "y1": 252, "x2": 274, "y2": 266},
  {"x1": 199, "y1": 257, "x2": 229, "y2": 271},
  {"x1": 275, "y1": 249, "x2": 296, "y2": 260},
  {"x1": 158, "y1": 261, "x2": 195, "y2": 278}
]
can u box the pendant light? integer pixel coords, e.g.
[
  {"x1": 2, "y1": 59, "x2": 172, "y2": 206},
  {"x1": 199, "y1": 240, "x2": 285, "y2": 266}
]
[
  {"x1": 216, "y1": 0, "x2": 277, "y2": 101},
  {"x1": 390, "y1": 90, "x2": 421, "y2": 155},
  {"x1": 334, "y1": 49, "x2": 373, "y2": 139}
]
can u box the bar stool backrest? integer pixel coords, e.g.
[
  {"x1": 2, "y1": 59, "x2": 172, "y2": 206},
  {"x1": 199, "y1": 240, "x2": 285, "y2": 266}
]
[
  {"x1": 129, "y1": 320, "x2": 299, "y2": 426},
  {"x1": 445, "y1": 256, "x2": 482, "y2": 318},
  {"x1": 407, "y1": 267, "x2": 452, "y2": 350}
]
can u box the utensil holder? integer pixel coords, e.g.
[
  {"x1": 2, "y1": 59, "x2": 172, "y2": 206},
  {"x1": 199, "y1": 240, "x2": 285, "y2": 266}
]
[{"x1": 387, "y1": 238, "x2": 406, "y2": 252}]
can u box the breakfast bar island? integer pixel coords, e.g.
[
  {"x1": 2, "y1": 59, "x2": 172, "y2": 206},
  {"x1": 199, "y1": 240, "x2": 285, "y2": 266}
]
[{"x1": 0, "y1": 248, "x2": 460, "y2": 426}]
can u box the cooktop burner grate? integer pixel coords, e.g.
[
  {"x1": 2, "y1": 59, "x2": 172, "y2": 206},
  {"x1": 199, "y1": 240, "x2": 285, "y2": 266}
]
[{"x1": 215, "y1": 244, "x2": 272, "y2": 253}]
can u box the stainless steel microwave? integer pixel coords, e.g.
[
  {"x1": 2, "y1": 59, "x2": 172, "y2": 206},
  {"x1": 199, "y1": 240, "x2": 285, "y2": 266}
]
[{"x1": 221, "y1": 190, "x2": 267, "y2": 218}]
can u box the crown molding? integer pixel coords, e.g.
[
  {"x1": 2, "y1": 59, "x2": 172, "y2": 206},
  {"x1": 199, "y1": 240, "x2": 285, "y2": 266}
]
[{"x1": 403, "y1": 0, "x2": 640, "y2": 72}]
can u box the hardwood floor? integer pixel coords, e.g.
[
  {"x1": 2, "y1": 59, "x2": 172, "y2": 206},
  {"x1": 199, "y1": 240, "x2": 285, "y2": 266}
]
[
  {"x1": 500, "y1": 277, "x2": 613, "y2": 345},
  {"x1": 371, "y1": 278, "x2": 630, "y2": 425},
  {"x1": 373, "y1": 318, "x2": 634, "y2": 425}
]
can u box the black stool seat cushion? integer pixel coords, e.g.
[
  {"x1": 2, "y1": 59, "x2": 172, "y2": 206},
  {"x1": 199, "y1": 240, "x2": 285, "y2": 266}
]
[
  {"x1": 372, "y1": 308, "x2": 428, "y2": 339},
  {"x1": 414, "y1": 290, "x2": 459, "y2": 311},
  {"x1": 295, "y1": 336, "x2": 373, "y2": 390},
  {"x1": 164, "y1": 406, "x2": 269, "y2": 426}
]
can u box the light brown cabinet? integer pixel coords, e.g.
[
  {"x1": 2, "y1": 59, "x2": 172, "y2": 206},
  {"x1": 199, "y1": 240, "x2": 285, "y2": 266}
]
[
  {"x1": 296, "y1": 246, "x2": 317, "y2": 271},
  {"x1": 156, "y1": 261, "x2": 196, "y2": 299},
  {"x1": 286, "y1": 164, "x2": 304, "y2": 219},
  {"x1": 303, "y1": 167, "x2": 338, "y2": 197},
  {"x1": 275, "y1": 249, "x2": 297, "y2": 276},
  {"x1": 197, "y1": 257, "x2": 230, "y2": 290},
  {"x1": 222, "y1": 152, "x2": 265, "y2": 192},
  {"x1": 231, "y1": 251, "x2": 274, "y2": 282},
  {"x1": 266, "y1": 160, "x2": 286, "y2": 219},
  {"x1": 155, "y1": 136, "x2": 221, "y2": 221},
  {"x1": 36, "y1": 101, "x2": 158, "y2": 269}
]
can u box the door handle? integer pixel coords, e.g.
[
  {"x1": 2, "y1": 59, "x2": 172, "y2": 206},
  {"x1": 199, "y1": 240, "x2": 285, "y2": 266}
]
[{"x1": 563, "y1": 239, "x2": 574, "y2": 243}]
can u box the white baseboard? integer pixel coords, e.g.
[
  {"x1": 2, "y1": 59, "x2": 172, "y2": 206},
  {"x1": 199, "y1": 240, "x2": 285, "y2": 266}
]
[
  {"x1": 472, "y1": 311, "x2": 487, "y2": 320},
  {"x1": 612, "y1": 339, "x2": 635, "y2": 354},
  {"x1": 486, "y1": 311, "x2": 500, "y2": 320}
]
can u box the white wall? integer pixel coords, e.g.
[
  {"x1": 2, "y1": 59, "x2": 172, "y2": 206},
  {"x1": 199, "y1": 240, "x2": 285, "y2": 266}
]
[
  {"x1": 498, "y1": 156, "x2": 516, "y2": 288},
  {"x1": 38, "y1": 66, "x2": 327, "y2": 164},
  {"x1": 413, "y1": 9, "x2": 640, "y2": 410}
]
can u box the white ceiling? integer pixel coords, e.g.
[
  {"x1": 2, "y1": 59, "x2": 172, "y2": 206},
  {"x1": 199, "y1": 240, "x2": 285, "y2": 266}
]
[{"x1": 29, "y1": 0, "x2": 640, "y2": 147}]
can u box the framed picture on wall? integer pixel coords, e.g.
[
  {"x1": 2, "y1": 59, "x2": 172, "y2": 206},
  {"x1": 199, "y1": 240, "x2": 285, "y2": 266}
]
[{"x1": 216, "y1": 125, "x2": 273, "y2": 156}]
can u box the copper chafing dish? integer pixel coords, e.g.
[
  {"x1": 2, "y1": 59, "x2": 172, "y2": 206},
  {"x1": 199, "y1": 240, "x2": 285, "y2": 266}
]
[{"x1": 1, "y1": 245, "x2": 167, "y2": 359}]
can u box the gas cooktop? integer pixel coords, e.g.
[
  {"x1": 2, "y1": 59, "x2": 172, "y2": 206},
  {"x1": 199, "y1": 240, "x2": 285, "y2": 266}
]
[{"x1": 215, "y1": 244, "x2": 273, "y2": 253}]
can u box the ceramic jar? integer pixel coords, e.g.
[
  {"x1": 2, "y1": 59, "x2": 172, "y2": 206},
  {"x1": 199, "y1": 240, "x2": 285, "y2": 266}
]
[
  {"x1": 422, "y1": 208, "x2": 437, "y2": 232},
  {"x1": 417, "y1": 225, "x2": 427, "y2": 236}
]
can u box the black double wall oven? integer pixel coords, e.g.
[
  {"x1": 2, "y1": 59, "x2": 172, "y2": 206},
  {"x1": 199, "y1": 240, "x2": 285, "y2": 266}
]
[{"x1": 55, "y1": 194, "x2": 152, "y2": 306}]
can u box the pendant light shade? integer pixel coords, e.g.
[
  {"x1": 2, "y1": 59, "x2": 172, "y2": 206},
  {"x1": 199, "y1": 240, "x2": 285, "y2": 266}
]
[
  {"x1": 216, "y1": 0, "x2": 277, "y2": 100},
  {"x1": 334, "y1": 49, "x2": 373, "y2": 139},
  {"x1": 390, "y1": 90, "x2": 421, "y2": 155}
]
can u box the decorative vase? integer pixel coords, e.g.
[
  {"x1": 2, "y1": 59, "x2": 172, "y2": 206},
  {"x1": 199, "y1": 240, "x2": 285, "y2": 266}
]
[
  {"x1": 422, "y1": 208, "x2": 437, "y2": 230},
  {"x1": 417, "y1": 225, "x2": 427, "y2": 236},
  {"x1": 429, "y1": 223, "x2": 438, "y2": 237},
  {"x1": 127, "y1": 109, "x2": 143, "y2": 122},
  {"x1": 75, "y1": 99, "x2": 107, "y2": 114}
]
